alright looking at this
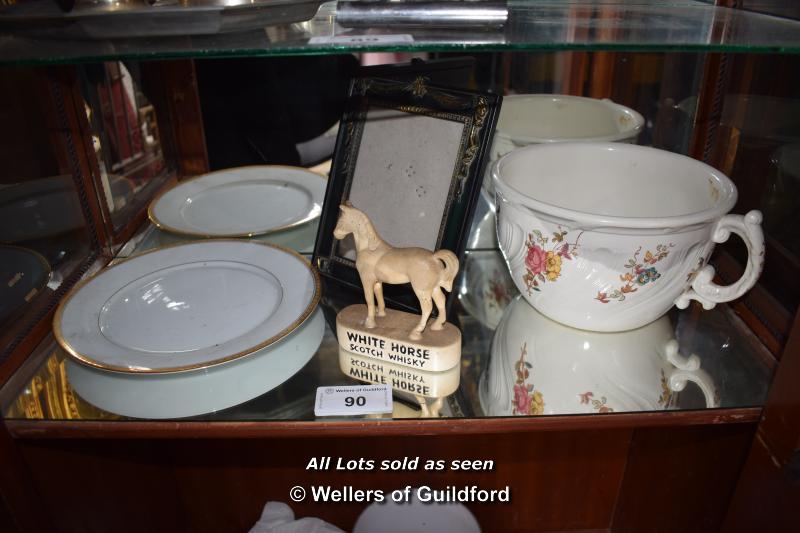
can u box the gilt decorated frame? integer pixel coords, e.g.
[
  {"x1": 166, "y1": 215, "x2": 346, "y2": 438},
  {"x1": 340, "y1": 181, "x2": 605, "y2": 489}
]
[{"x1": 314, "y1": 74, "x2": 501, "y2": 313}]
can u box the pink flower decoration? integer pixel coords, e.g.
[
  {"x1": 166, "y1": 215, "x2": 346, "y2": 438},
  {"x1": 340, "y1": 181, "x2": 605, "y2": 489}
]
[
  {"x1": 525, "y1": 244, "x2": 547, "y2": 276},
  {"x1": 513, "y1": 384, "x2": 532, "y2": 414}
]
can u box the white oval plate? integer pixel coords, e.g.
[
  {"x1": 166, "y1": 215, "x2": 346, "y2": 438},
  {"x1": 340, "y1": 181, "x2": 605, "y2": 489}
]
[
  {"x1": 354, "y1": 493, "x2": 481, "y2": 533},
  {"x1": 149, "y1": 165, "x2": 326, "y2": 237},
  {"x1": 55, "y1": 240, "x2": 320, "y2": 373},
  {"x1": 66, "y1": 309, "x2": 324, "y2": 419}
]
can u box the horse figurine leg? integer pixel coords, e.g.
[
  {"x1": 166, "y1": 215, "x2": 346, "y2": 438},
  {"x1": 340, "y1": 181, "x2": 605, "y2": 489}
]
[
  {"x1": 428, "y1": 397, "x2": 444, "y2": 417},
  {"x1": 361, "y1": 275, "x2": 377, "y2": 328},
  {"x1": 430, "y1": 286, "x2": 446, "y2": 331},
  {"x1": 374, "y1": 282, "x2": 386, "y2": 317},
  {"x1": 417, "y1": 395, "x2": 429, "y2": 417},
  {"x1": 410, "y1": 288, "x2": 433, "y2": 340}
]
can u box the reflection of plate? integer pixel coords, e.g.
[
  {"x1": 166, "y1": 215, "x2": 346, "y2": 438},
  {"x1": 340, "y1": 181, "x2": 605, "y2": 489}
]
[
  {"x1": 144, "y1": 215, "x2": 320, "y2": 256},
  {"x1": 774, "y1": 143, "x2": 800, "y2": 178},
  {"x1": 0, "y1": 245, "x2": 51, "y2": 325},
  {"x1": 108, "y1": 173, "x2": 136, "y2": 210},
  {"x1": 55, "y1": 240, "x2": 320, "y2": 373},
  {"x1": 0, "y1": 175, "x2": 84, "y2": 242},
  {"x1": 354, "y1": 493, "x2": 481, "y2": 533},
  {"x1": 466, "y1": 187, "x2": 498, "y2": 250},
  {"x1": 149, "y1": 166, "x2": 325, "y2": 237},
  {"x1": 66, "y1": 308, "x2": 324, "y2": 419},
  {"x1": 458, "y1": 251, "x2": 516, "y2": 330}
]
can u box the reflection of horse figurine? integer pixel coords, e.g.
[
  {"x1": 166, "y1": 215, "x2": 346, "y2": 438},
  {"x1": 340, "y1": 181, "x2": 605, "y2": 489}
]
[{"x1": 334, "y1": 204, "x2": 459, "y2": 340}]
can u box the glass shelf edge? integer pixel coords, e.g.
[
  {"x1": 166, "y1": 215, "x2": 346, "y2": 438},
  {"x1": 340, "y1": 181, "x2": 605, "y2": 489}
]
[
  {"x1": 3, "y1": 1, "x2": 800, "y2": 67},
  {"x1": 6, "y1": 43, "x2": 800, "y2": 69}
]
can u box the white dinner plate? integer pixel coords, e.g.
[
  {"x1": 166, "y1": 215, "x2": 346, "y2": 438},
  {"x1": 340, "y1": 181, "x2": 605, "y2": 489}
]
[
  {"x1": 353, "y1": 493, "x2": 481, "y2": 533},
  {"x1": 149, "y1": 165, "x2": 326, "y2": 237},
  {"x1": 66, "y1": 308, "x2": 325, "y2": 419},
  {"x1": 55, "y1": 240, "x2": 320, "y2": 373}
]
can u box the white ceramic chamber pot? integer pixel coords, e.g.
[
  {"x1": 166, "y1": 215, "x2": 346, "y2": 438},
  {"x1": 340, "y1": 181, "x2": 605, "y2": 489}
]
[
  {"x1": 479, "y1": 296, "x2": 719, "y2": 416},
  {"x1": 482, "y1": 94, "x2": 645, "y2": 205},
  {"x1": 493, "y1": 143, "x2": 765, "y2": 332},
  {"x1": 494, "y1": 94, "x2": 644, "y2": 147}
]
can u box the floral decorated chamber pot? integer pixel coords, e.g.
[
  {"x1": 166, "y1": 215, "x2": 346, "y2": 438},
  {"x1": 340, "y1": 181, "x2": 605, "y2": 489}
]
[
  {"x1": 493, "y1": 142, "x2": 765, "y2": 332},
  {"x1": 478, "y1": 296, "x2": 718, "y2": 417}
]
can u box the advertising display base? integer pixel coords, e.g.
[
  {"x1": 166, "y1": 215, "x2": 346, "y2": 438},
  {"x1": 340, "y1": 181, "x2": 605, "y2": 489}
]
[{"x1": 336, "y1": 304, "x2": 461, "y2": 372}]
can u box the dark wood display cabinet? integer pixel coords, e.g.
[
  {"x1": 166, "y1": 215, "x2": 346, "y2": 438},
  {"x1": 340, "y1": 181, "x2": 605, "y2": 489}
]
[{"x1": 1, "y1": 2, "x2": 799, "y2": 532}]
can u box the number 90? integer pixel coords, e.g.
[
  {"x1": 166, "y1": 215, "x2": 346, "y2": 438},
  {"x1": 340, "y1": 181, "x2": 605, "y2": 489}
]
[{"x1": 345, "y1": 396, "x2": 366, "y2": 407}]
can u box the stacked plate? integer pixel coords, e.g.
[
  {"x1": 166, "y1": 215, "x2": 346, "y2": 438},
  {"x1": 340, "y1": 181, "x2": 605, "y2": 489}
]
[
  {"x1": 56, "y1": 240, "x2": 323, "y2": 419},
  {"x1": 57, "y1": 166, "x2": 328, "y2": 418},
  {"x1": 148, "y1": 165, "x2": 326, "y2": 239}
]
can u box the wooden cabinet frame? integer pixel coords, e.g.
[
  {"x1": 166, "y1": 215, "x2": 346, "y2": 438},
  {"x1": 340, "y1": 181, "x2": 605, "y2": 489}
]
[
  {"x1": 0, "y1": 60, "x2": 208, "y2": 386},
  {"x1": 1, "y1": 34, "x2": 799, "y2": 533}
]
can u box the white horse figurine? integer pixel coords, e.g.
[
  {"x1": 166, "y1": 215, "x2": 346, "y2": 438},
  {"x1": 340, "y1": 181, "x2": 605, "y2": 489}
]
[{"x1": 333, "y1": 204, "x2": 459, "y2": 340}]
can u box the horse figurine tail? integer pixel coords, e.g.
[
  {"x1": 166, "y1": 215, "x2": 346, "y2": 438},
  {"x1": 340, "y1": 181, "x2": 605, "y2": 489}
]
[{"x1": 433, "y1": 250, "x2": 459, "y2": 292}]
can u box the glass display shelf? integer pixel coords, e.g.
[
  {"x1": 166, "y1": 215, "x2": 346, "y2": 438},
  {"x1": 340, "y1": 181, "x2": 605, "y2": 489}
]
[
  {"x1": 2, "y1": 1, "x2": 800, "y2": 67},
  {"x1": 0, "y1": 225, "x2": 774, "y2": 423}
]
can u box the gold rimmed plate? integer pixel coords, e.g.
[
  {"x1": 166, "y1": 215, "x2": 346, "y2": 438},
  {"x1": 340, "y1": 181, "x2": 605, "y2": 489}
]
[
  {"x1": 54, "y1": 240, "x2": 320, "y2": 374},
  {"x1": 65, "y1": 309, "x2": 326, "y2": 419},
  {"x1": 148, "y1": 165, "x2": 326, "y2": 238}
]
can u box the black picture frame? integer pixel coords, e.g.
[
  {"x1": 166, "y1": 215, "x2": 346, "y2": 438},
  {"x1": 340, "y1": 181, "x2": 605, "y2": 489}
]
[{"x1": 313, "y1": 73, "x2": 501, "y2": 314}]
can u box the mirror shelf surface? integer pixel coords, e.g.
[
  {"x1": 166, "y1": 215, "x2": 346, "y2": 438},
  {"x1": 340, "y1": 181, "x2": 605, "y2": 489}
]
[{"x1": 0, "y1": 230, "x2": 774, "y2": 424}]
